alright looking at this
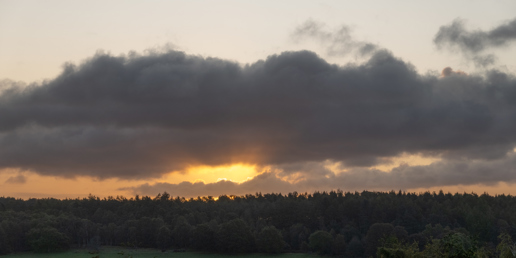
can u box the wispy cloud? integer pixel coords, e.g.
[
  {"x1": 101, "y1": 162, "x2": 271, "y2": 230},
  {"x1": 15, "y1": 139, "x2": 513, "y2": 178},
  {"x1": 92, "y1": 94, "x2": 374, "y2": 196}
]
[
  {"x1": 291, "y1": 20, "x2": 377, "y2": 57},
  {"x1": 434, "y1": 17, "x2": 516, "y2": 67}
]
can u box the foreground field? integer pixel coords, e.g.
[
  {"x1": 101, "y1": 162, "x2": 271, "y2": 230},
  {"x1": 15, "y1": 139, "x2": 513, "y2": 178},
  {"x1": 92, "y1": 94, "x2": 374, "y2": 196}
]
[{"x1": 2, "y1": 247, "x2": 316, "y2": 258}]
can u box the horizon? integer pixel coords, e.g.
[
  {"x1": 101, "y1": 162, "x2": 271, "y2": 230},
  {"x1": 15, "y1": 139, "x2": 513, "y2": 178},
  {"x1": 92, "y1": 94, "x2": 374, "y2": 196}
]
[{"x1": 2, "y1": 188, "x2": 515, "y2": 201}]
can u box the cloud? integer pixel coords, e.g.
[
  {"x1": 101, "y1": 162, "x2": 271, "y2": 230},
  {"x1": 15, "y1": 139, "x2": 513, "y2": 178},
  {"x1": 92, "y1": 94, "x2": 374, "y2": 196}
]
[
  {"x1": 1, "y1": 49, "x2": 516, "y2": 180},
  {"x1": 291, "y1": 20, "x2": 377, "y2": 57},
  {"x1": 120, "y1": 172, "x2": 297, "y2": 197},
  {"x1": 434, "y1": 18, "x2": 516, "y2": 67},
  {"x1": 441, "y1": 67, "x2": 467, "y2": 77},
  {"x1": 4, "y1": 174, "x2": 27, "y2": 184},
  {"x1": 125, "y1": 152, "x2": 516, "y2": 197}
]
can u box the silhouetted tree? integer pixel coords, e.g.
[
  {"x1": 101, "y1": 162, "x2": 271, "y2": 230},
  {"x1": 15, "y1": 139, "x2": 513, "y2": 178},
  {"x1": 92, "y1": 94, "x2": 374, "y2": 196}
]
[
  {"x1": 27, "y1": 227, "x2": 69, "y2": 253},
  {"x1": 365, "y1": 223, "x2": 395, "y2": 257},
  {"x1": 0, "y1": 190, "x2": 516, "y2": 255},
  {"x1": 346, "y1": 236, "x2": 365, "y2": 257},
  {"x1": 497, "y1": 232, "x2": 516, "y2": 258},
  {"x1": 0, "y1": 226, "x2": 10, "y2": 255},
  {"x1": 192, "y1": 223, "x2": 216, "y2": 251},
  {"x1": 172, "y1": 216, "x2": 192, "y2": 248},
  {"x1": 333, "y1": 234, "x2": 347, "y2": 255},
  {"x1": 309, "y1": 230, "x2": 333, "y2": 255},
  {"x1": 156, "y1": 226, "x2": 172, "y2": 251},
  {"x1": 256, "y1": 226, "x2": 285, "y2": 253},
  {"x1": 217, "y1": 219, "x2": 255, "y2": 253}
]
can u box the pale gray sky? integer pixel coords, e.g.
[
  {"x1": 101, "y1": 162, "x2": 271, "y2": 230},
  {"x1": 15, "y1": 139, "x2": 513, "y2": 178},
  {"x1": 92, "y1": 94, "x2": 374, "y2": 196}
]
[{"x1": 2, "y1": 0, "x2": 516, "y2": 82}]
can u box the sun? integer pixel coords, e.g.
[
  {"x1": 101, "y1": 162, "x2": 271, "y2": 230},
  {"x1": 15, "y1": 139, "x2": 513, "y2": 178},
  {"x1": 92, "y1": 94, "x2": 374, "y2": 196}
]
[{"x1": 162, "y1": 163, "x2": 258, "y2": 184}]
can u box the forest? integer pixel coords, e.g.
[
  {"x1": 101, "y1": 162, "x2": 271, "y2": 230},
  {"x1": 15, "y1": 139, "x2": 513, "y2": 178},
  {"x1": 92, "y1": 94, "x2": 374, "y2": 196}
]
[{"x1": 1, "y1": 190, "x2": 516, "y2": 257}]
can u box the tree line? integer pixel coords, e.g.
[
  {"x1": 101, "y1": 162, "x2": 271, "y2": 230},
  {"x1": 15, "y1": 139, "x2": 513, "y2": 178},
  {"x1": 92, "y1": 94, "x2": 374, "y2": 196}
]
[{"x1": 1, "y1": 190, "x2": 516, "y2": 257}]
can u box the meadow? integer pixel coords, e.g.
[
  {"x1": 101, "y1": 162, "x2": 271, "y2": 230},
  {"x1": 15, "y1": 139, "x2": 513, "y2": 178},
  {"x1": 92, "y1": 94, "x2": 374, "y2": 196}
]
[{"x1": 2, "y1": 247, "x2": 316, "y2": 258}]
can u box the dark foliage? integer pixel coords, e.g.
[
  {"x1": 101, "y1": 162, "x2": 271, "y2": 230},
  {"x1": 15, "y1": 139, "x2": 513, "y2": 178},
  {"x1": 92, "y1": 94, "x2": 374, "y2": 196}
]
[
  {"x1": 217, "y1": 218, "x2": 255, "y2": 253},
  {"x1": 309, "y1": 230, "x2": 334, "y2": 254},
  {"x1": 0, "y1": 190, "x2": 516, "y2": 256},
  {"x1": 256, "y1": 226, "x2": 285, "y2": 253},
  {"x1": 26, "y1": 227, "x2": 69, "y2": 253}
]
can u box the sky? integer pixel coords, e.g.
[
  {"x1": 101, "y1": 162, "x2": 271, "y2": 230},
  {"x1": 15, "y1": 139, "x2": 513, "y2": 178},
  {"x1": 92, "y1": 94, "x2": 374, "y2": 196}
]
[{"x1": 1, "y1": 0, "x2": 516, "y2": 199}]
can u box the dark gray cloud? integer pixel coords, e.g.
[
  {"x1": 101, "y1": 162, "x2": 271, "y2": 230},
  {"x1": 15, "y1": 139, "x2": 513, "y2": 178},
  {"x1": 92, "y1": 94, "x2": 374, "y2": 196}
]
[
  {"x1": 434, "y1": 18, "x2": 516, "y2": 66},
  {"x1": 291, "y1": 20, "x2": 377, "y2": 57},
  {"x1": 4, "y1": 174, "x2": 27, "y2": 184},
  {"x1": 1, "y1": 49, "x2": 516, "y2": 180},
  {"x1": 126, "y1": 153, "x2": 516, "y2": 197}
]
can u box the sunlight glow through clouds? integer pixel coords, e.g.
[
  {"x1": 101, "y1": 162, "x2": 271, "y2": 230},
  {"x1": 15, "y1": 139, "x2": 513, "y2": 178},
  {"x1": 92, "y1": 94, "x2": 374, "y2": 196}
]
[
  {"x1": 163, "y1": 163, "x2": 258, "y2": 184},
  {"x1": 0, "y1": 169, "x2": 143, "y2": 199},
  {"x1": 0, "y1": 164, "x2": 260, "y2": 199},
  {"x1": 371, "y1": 154, "x2": 442, "y2": 172},
  {"x1": 321, "y1": 154, "x2": 442, "y2": 175}
]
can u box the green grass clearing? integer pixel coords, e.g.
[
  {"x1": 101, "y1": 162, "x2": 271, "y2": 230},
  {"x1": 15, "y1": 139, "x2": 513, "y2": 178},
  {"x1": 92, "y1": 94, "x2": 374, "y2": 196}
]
[{"x1": 2, "y1": 247, "x2": 317, "y2": 258}]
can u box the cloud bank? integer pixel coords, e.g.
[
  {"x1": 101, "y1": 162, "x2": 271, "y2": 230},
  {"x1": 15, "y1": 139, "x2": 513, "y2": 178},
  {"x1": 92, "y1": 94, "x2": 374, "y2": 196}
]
[
  {"x1": 1, "y1": 48, "x2": 516, "y2": 182},
  {"x1": 126, "y1": 152, "x2": 516, "y2": 197}
]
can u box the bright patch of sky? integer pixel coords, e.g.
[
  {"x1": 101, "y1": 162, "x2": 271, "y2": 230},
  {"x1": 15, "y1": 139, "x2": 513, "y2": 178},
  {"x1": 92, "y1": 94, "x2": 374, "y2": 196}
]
[{"x1": 2, "y1": 0, "x2": 516, "y2": 82}]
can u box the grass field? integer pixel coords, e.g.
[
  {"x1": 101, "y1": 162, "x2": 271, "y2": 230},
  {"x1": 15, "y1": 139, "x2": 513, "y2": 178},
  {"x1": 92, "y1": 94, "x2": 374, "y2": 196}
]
[{"x1": 2, "y1": 247, "x2": 317, "y2": 258}]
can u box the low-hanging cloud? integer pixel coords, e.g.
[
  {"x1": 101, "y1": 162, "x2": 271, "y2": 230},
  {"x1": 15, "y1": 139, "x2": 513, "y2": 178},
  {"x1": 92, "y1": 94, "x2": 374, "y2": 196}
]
[
  {"x1": 120, "y1": 172, "x2": 298, "y2": 198},
  {"x1": 4, "y1": 174, "x2": 27, "y2": 184},
  {"x1": 434, "y1": 17, "x2": 516, "y2": 67},
  {"x1": 125, "y1": 152, "x2": 516, "y2": 197},
  {"x1": 1, "y1": 48, "x2": 516, "y2": 180}
]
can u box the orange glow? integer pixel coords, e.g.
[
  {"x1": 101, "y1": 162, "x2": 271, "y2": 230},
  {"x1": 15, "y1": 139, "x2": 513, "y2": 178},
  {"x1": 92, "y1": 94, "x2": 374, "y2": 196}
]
[
  {"x1": 371, "y1": 153, "x2": 441, "y2": 172},
  {"x1": 0, "y1": 169, "x2": 149, "y2": 199},
  {"x1": 407, "y1": 182, "x2": 516, "y2": 196},
  {"x1": 162, "y1": 163, "x2": 258, "y2": 184},
  {"x1": 2, "y1": 162, "x2": 516, "y2": 199},
  {"x1": 0, "y1": 164, "x2": 260, "y2": 199}
]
